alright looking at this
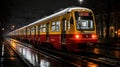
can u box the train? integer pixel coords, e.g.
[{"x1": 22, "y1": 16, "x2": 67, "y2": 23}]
[{"x1": 8, "y1": 7, "x2": 98, "y2": 51}]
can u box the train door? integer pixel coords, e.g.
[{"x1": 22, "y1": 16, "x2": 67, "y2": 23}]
[
  {"x1": 34, "y1": 26, "x2": 36, "y2": 42},
  {"x1": 46, "y1": 23, "x2": 49, "y2": 42},
  {"x1": 29, "y1": 28, "x2": 31, "y2": 42},
  {"x1": 25, "y1": 28, "x2": 27, "y2": 40},
  {"x1": 37, "y1": 25, "x2": 40, "y2": 44},
  {"x1": 61, "y1": 18, "x2": 67, "y2": 49}
]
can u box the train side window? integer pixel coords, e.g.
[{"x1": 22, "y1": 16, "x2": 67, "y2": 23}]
[
  {"x1": 40, "y1": 24, "x2": 46, "y2": 32},
  {"x1": 56, "y1": 21, "x2": 60, "y2": 32},
  {"x1": 43, "y1": 24, "x2": 46, "y2": 32},
  {"x1": 27, "y1": 28, "x2": 30, "y2": 35},
  {"x1": 51, "y1": 21, "x2": 60, "y2": 32},
  {"x1": 67, "y1": 20, "x2": 70, "y2": 30},
  {"x1": 36, "y1": 26, "x2": 38, "y2": 33},
  {"x1": 51, "y1": 22, "x2": 56, "y2": 31},
  {"x1": 40, "y1": 25, "x2": 43, "y2": 32},
  {"x1": 64, "y1": 20, "x2": 67, "y2": 31},
  {"x1": 31, "y1": 27, "x2": 35, "y2": 34},
  {"x1": 20, "y1": 30, "x2": 22, "y2": 36},
  {"x1": 23, "y1": 29, "x2": 26, "y2": 35}
]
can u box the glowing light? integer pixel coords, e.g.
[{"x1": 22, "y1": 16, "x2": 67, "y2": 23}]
[
  {"x1": 75, "y1": 34, "x2": 82, "y2": 39},
  {"x1": 92, "y1": 34, "x2": 97, "y2": 38},
  {"x1": 2, "y1": 28, "x2": 5, "y2": 31},
  {"x1": 88, "y1": 62, "x2": 98, "y2": 67},
  {"x1": 12, "y1": 42, "x2": 16, "y2": 47},
  {"x1": 11, "y1": 25, "x2": 15, "y2": 30},
  {"x1": 78, "y1": 0, "x2": 83, "y2": 4},
  {"x1": 75, "y1": 35, "x2": 80, "y2": 39},
  {"x1": 115, "y1": 31, "x2": 117, "y2": 34}
]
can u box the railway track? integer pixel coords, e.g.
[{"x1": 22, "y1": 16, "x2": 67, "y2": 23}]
[
  {"x1": 39, "y1": 47, "x2": 120, "y2": 67},
  {"x1": 6, "y1": 38, "x2": 120, "y2": 67},
  {"x1": 96, "y1": 43, "x2": 120, "y2": 50},
  {"x1": 73, "y1": 51, "x2": 120, "y2": 67}
]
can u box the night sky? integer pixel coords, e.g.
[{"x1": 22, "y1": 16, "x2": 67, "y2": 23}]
[{"x1": 0, "y1": 0, "x2": 119, "y2": 34}]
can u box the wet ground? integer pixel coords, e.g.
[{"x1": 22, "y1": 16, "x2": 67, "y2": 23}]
[
  {"x1": 6, "y1": 38, "x2": 118, "y2": 67},
  {"x1": 93, "y1": 46, "x2": 120, "y2": 59},
  {"x1": 0, "y1": 42, "x2": 28, "y2": 67}
]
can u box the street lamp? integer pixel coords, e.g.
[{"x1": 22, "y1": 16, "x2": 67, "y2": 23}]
[
  {"x1": 78, "y1": 0, "x2": 83, "y2": 4},
  {"x1": 2, "y1": 28, "x2": 5, "y2": 31},
  {"x1": 11, "y1": 25, "x2": 15, "y2": 30}
]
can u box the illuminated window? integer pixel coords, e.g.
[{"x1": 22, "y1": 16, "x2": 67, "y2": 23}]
[
  {"x1": 40, "y1": 24, "x2": 46, "y2": 32},
  {"x1": 40, "y1": 25, "x2": 43, "y2": 32},
  {"x1": 68, "y1": 21, "x2": 70, "y2": 30},
  {"x1": 75, "y1": 12, "x2": 94, "y2": 30},
  {"x1": 56, "y1": 21, "x2": 60, "y2": 31},
  {"x1": 51, "y1": 22, "x2": 56, "y2": 31},
  {"x1": 51, "y1": 21, "x2": 60, "y2": 32},
  {"x1": 43, "y1": 24, "x2": 46, "y2": 32},
  {"x1": 27, "y1": 28, "x2": 30, "y2": 35},
  {"x1": 31, "y1": 27, "x2": 35, "y2": 34},
  {"x1": 23, "y1": 29, "x2": 26, "y2": 35},
  {"x1": 36, "y1": 26, "x2": 38, "y2": 32}
]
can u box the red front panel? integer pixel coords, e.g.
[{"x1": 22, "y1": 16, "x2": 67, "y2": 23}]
[{"x1": 66, "y1": 34, "x2": 98, "y2": 51}]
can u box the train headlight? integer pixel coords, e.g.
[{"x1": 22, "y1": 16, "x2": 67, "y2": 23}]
[
  {"x1": 75, "y1": 34, "x2": 82, "y2": 39},
  {"x1": 92, "y1": 34, "x2": 97, "y2": 38},
  {"x1": 75, "y1": 35, "x2": 79, "y2": 38}
]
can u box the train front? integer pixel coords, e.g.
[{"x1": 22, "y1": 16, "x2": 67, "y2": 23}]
[{"x1": 67, "y1": 9, "x2": 98, "y2": 51}]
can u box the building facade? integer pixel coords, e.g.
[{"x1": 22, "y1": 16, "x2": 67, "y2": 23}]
[{"x1": 95, "y1": 12, "x2": 120, "y2": 38}]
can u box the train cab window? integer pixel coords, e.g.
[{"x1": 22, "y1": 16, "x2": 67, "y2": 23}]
[{"x1": 75, "y1": 12, "x2": 94, "y2": 30}]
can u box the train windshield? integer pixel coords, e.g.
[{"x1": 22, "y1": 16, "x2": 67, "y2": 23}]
[{"x1": 75, "y1": 12, "x2": 94, "y2": 31}]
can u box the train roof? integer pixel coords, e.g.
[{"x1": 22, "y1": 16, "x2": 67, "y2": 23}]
[{"x1": 12, "y1": 7, "x2": 91, "y2": 32}]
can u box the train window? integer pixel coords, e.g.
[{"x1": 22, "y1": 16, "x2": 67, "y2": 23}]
[
  {"x1": 51, "y1": 22, "x2": 56, "y2": 31},
  {"x1": 27, "y1": 28, "x2": 30, "y2": 35},
  {"x1": 64, "y1": 20, "x2": 67, "y2": 31},
  {"x1": 23, "y1": 29, "x2": 26, "y2": 35},
  {"x1": 51, "y1": 21, "x2": 60, "y2": 32},
  {"x1": 43, "y1": 24, "x2": 46, "y2": 32},
  {"x1": 36, "y1": 26, "x2": 38, "y2": 32},
  {"x1": 56, "y1": 21, "x2": 60, "y2": 31},
  {"x1": 31, "y1": 27, "x2": 35, "y2": 34},
  {"x1": 67, "y1": 20, "x2": 70, "y2": 30},
  {"x1": 75, "y1": 12, "x2": 94, "y2": 30},
  {"x1": 40, "y1": 25, "x2": 43, "y2": 32},
  {"x1": 40, "y1": 24, "x2": 46, "y2": 32}
]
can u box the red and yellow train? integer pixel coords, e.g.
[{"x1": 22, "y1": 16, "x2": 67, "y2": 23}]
[{"x1": 8, "y1": 7, "x2": 98, "y2": 51}]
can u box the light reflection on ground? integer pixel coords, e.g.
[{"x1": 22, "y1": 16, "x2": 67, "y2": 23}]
[
  {"x1": 7, "y1": 39, "x2": 108, "y2": 67},
  {"x1": 93, "y1": 46, "x2": 120, "y2": 58},
  {"x1": 87, "y1": 62, "x2": 98, "y2": 67},
  {"x1": 8, "y1": 39, "x2": 76, "y2": 67}
]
